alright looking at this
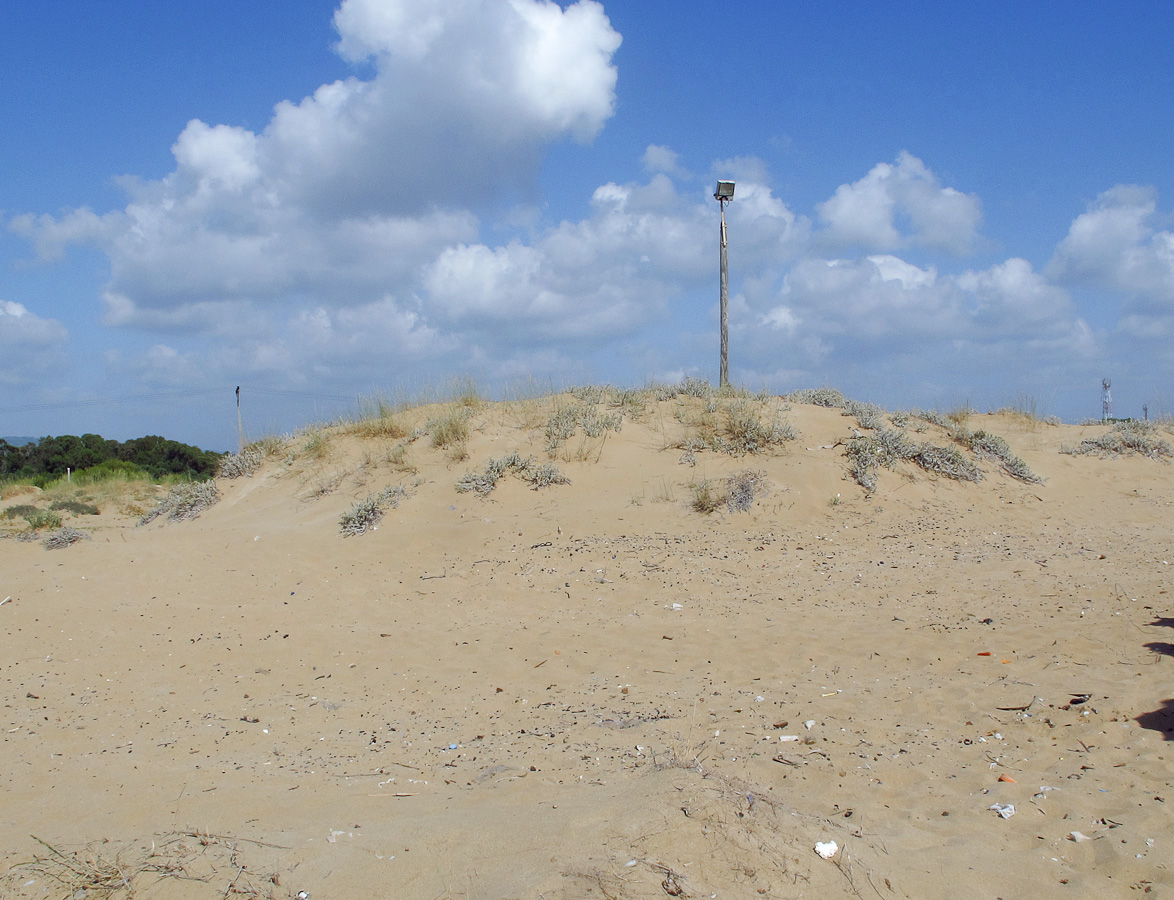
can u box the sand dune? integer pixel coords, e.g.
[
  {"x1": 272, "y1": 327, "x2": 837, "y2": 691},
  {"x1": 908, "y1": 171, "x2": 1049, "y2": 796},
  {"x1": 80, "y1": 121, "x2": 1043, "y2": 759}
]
[{"x1": 3, "y1": 390, "x2": 1172, "y2": 899}]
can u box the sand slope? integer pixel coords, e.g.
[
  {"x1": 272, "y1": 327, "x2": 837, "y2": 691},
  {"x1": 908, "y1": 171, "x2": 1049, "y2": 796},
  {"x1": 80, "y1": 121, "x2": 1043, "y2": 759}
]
[{"x1": 2, "y1": 393, "x2": 1173, "y2": 899}]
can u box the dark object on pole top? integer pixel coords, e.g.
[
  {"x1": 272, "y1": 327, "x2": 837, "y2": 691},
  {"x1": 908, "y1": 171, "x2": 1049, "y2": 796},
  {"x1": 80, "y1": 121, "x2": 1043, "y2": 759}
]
[{"x1": 715, "y1": 181, "x2": 735, "y2": 387}]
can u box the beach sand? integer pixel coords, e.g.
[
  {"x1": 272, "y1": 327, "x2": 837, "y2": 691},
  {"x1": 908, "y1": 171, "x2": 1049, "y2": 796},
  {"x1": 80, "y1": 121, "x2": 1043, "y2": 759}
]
[{"x1": 2, "y1": 393, "x2": 1172, "y2": 898}]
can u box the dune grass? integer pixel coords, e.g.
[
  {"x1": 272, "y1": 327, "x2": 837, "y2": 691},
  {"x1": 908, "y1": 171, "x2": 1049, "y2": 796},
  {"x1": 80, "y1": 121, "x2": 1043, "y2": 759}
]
[
  {"x1": 672, "y1": 397, "x2": 798, "y2": 458},
  {"x1": 339, "y1": 484, "x2": 415, "y2": 536},
  {"x1": 456, "y1": 452, "x2": 569, "y2": 496},
  {"x1": 139, "y1": 481, "x2": 220, "y2": 525},
  {"x1": 1063, "y1": 420, "x2": 1173, "y2": 460},
  {"x1": 204, "y1": 380, "x2": 1060, "y2": 508},
  {"x1": 43, "y1": 526, "x2": 91, "y2": 549}
]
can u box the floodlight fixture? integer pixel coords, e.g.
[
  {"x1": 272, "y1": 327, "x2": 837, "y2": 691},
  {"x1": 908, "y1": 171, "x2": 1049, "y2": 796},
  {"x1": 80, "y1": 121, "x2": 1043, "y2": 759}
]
[{"x1": 714, "y1": 181, "x2": 735, "y2": 387}]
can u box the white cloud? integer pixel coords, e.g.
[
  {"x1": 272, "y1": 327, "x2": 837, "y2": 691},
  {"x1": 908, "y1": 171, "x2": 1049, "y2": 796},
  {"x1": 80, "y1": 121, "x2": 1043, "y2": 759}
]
[
  {"x1": 0, "y1": 301, "x2": 69, "y2": 385},
  {"x1": 8, "y1": 208, "x2": 125, "y2": 262},
  {"x1": 712, "y1": 155, "x2": 772, "y2": 189},
  {"x1": 424, "y1": 173, "x2": 720, "y2": 344},
  {"x1": 1048, "y1": 184, "x2": 1174, "y2": 306},
  {"x1": 642, "y1": 144, "x2": 686, "y2": 177},
  {"x1": 758, "y1": 253, "x2": 1089, "y2": 379},
  {"x1": 11, "y1": 0, "x2": 620, "y2": 339},
  {"x1": 956, "y1": 257, "x2": 1074, "y2": 333},
  {"x1": 816, "y1": 152, "x2": 982, "y2": 254}
]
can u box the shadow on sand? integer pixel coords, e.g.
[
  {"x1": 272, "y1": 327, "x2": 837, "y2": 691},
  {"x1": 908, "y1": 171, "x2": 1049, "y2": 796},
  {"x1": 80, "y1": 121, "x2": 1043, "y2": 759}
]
[{"x1": 1137, "y1": 617, "x2": 1174, "y2": 739}]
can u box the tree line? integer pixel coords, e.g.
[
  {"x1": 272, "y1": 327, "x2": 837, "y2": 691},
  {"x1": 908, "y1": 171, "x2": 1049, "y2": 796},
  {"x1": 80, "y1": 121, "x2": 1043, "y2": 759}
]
[{"x1": 0, "y1": 434, "x2": 223, "y2": 481}]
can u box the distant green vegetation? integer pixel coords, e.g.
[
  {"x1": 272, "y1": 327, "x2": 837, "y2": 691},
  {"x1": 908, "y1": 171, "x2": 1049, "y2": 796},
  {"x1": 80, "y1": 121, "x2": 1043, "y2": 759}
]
[{"x1": 0, "y1": 434, "x2": 223, "y2": 484}]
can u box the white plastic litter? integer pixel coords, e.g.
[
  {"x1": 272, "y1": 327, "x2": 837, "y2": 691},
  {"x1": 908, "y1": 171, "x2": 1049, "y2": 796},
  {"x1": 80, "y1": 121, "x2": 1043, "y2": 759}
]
[
  {"x1": 779, "y1": 735, "x2": 800, "y2": 742},
  {"x1": 805, "y1": 720, "x2": 815, "y2": 730},
  {"x1": 814, "y1": 841, "x2": 838, "y2": 859},
  {"x1": 989, "y1": 803, "x2": 1016, "y2": 819},
  {"x1": 1068, "y1": 831, "x2": 1091, "y2": 842}
]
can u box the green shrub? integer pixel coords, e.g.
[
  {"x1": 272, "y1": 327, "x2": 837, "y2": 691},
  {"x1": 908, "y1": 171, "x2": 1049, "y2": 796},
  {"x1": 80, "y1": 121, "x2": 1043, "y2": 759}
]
[
  {"x1": 1, "y1": 504, "x2": 62, "y2": 531},
  {"x1": 48, "y1": 499, "x2": 101, "y2": 516},
  {"x1": 23, "y1": 509, "x2": 62, "y2": 531},
  {"x1": 1, "y1": 504, "x2": 39, "y2": 521},
  {"x1": 70, "y1": 459, "x2": 151, "y2": 485}
]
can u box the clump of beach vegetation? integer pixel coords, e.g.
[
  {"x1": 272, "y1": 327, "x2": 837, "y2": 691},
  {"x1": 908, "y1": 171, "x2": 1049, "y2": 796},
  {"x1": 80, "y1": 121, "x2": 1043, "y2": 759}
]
[
  {"x1": 1063, "y1": 420, "x2": 1172, "y2": 460},
  {"x1": 686, "y1": 469, "x2": 769, "y2": 515},
  {"x1": 139, "y1": 481, "x2": 220, "y2": 525},
  {"x1": 674, "y1": 398, "x2": 798, "y2": 457},
  {"x1": 456, "y1": 452, "x2": 569, "y2": 497},
  {"x1": 952, "y1": 428, "x2": 1042, "y2": 483},
  {"x1": 847, "y1": 427, "x2": 982, "y2": 495},
  {"x1": 43, "y1": 526, "x2": 91, "y2": 550},
  {"x1": 339, "y1": 484, "x2": 414, "y2": 536}
]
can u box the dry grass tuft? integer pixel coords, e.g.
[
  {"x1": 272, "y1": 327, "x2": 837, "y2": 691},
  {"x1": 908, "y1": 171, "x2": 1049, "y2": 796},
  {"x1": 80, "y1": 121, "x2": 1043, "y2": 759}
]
[
  {"x1": 686, "y1": 469, "x2": 773, "y2": 514},
  {"x1": 217, "y1": 444, "x2": 267, "y2": 479},
  {"x1": 787, "y1": 387, "x2": 847, "y2": 408},
  {"x1": 1, "y1": 482, "x2": 39, "y2": 501},
  {"x1": 725, "y1": 469, "x2": 769, "y2": 513},
  {"x1": 43, "y1": 526, "x2": 92, "y2": 550},
  {"x1": 688, "y1": 478, "x2": 725, "y2": 514},
  {"x1": 544, "y1": 402, "x2": 623, "y2": 453},
  {"x1": 847, "y1": 428, "x2": 981, "y2": 494},
  {"x1": 429, "y1": 407, "x2": 473, "y2": 451},
  {"x1": 953, "y1": 428, "x2": 1042, "y2": 483},
  {"x1": 139, "y1": 481, "x2": 220, "y2": 525},
  {"x1": 9, "y1": 831, "x2": 288, "y2": 900},
  {"x1": 1064, "y1": 420, "x2": 1173, "y2": 460},
  {"x1": 675, "y1": 399, "x2": 798, "y2": 457},
  {"x1": 346, "y1": 399, "x2": 408, "y2": 440},
  {"x1": 456, "y1": 452, "x2": 569, "y2": 496},
  {"x1": 339, "y1": 484, "x2": 414, "y2": 536}
]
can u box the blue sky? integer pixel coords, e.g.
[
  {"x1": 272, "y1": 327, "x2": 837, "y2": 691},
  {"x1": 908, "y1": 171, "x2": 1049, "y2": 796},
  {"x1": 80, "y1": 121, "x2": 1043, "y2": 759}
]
[{"x1": 4, "y1": 1, "x2": 1174, "y2": 450}]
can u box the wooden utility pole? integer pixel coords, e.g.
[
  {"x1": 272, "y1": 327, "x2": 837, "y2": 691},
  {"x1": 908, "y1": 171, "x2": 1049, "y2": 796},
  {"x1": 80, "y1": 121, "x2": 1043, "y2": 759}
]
[{"x1": 715, "y1": 181, "x2": 735, "y2": 388}]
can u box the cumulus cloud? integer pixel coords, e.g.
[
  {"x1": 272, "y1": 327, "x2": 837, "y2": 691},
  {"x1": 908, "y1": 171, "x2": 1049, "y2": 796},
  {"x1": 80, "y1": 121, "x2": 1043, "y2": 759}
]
[
  {"x1": 1048, "y1": 185, "x2": 1174, "y2": 306},
  {"x1": 0, "y1": 301, "x2": 69, "y2": 385},
  {"x1": 4, "y1": 0, "x2": 1127, "y2": 430},
  {"x1": 11, "y1": 0, "x2": 620, "y2": 339},
  {"x1": 642, "y1": 144, "x2": 686, "y2": 177},
  {"x1": 755, "y1": 253, "x2": 1090, "y2": 386},
  {"x1": 816, "y1": 152, "x2": 982, "y2": 254},
  {"x1": 425, "y1": 173, "x2": 714, "y2": 344}
]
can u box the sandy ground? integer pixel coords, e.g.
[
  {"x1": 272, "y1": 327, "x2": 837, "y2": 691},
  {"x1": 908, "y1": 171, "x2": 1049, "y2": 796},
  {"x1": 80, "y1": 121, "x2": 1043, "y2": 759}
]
[{"x1": 2, "y1": 393, "x2": 1173, "y2": 899}]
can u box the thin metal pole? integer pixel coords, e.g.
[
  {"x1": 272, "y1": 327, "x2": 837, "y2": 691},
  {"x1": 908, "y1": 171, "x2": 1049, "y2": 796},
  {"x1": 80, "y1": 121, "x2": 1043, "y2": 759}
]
[{"x1": 719, "y1": 199, "x2": 729, "y2": 389}]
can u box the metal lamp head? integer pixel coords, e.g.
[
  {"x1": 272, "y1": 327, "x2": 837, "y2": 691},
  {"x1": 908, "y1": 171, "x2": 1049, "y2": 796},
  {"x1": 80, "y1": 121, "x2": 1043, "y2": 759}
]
[{"x1": 714, "y1": 181, "x2": 735, "y2": 201}]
